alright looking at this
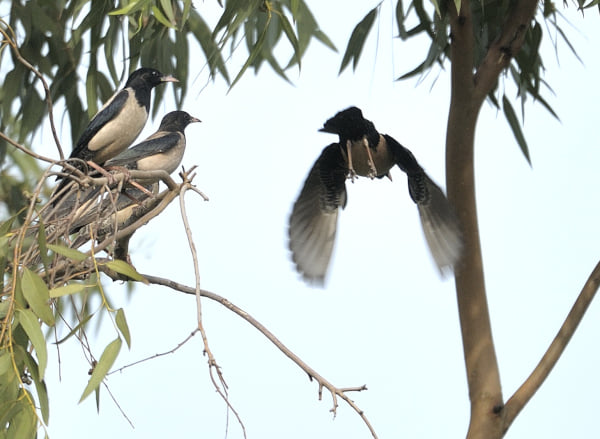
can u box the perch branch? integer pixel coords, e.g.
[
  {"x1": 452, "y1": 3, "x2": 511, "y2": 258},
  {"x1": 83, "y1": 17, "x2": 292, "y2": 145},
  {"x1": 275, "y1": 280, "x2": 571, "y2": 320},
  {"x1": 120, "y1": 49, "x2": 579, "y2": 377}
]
[{"x1": 141, "y1": 275, "x2": 378, "y2": 439}]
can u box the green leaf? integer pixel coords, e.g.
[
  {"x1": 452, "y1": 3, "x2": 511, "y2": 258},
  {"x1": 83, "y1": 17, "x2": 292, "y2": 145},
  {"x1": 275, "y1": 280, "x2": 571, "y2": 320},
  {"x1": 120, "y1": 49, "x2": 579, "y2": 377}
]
[
  {"x1": 85, "y1": 68, "x2": 99, "y2": 118},
  {"x1": 115, "y1": 309, "x2": 131, "y2": 349},
  {"x1": 151, "y1": 5, "x2": 175, "y2": 29},
  {"x1": 229, "y1": 13, "x2": 271, "y2": 90},
  {"x1": 0, "y1": 350, "x2": 12, "y2": 376},
  {"x1": 54, "y1": 313, "x2": 95, "y2": 345},
  {"x1": 47, "y1": 244, "x2": 88, "y2": 262},
  {"x1": 278, "y1": 10, "x2": 301, "y2": 70},
  {"x1": 339, "y1": 6, "x2": 378, "y2": 73},
  {"x1": 22, "y1": 351, "x2": 50, "y2": 424},
  {"x1": 452, "y1": 0, "x2": 460, "y2": 15},
  {"x1": 103, "y1": 260, "x2": 147, "y2": 283},
  {"x1": 21, "y1": 268, "x2": 54, "y2": 326},
  {"x1": 95, "y1": 387, "x2": 101, "y2": 413},
  {"x1": 35, "y1": 375, "x2": 50, "y2": 424},
  {"x1": 159, "y1": 0, "x2": 175, "y2": 24},
  {"x1": 109, "y1": 0, "x2": 149, "y2": 16},
  {"x1": 16, "y1": 309, "x2": 48, "y2": 380},
  {"x1": 6, "y1": 400, "x2": 36, "y2": 439},
  {"x1": 0, "y1": 299, "x2": 10, "y2": 320},
  {"x1": 502, "y1": 95, "x2": 531, "y2": 166},
  {"x1": 79, "y1": 338, "x2": 122, "y2": 402},
  {"x1": 0, "y1": 215, "x2": 16, "y2": 236},
  {"x1": 49, "y1": 282, "x2": 91, "y2": 298}
]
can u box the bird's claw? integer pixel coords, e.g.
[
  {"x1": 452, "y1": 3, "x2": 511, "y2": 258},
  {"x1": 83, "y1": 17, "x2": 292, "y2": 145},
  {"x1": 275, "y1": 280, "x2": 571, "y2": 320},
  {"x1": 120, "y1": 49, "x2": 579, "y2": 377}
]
[{"x1": 361, "y1": 136, "x2": 378, "y2": 179}]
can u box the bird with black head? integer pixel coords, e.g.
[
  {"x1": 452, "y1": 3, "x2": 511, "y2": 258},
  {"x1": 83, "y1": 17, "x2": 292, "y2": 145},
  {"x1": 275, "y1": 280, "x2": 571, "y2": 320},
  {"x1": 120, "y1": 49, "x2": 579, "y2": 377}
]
[{"x1": 288, "y1": 106, "x2": 463, "y2": 284}]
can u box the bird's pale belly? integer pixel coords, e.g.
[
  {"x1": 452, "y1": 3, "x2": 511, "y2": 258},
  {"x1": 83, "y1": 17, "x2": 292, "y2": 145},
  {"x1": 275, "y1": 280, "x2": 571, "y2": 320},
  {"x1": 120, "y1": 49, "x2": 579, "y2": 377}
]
[
  {"x1": 88, "y1": 99, "x2": 147, "y2": 163},
  {"x1": 346, "y1": 138, "x2": 395, "y2": 177}
]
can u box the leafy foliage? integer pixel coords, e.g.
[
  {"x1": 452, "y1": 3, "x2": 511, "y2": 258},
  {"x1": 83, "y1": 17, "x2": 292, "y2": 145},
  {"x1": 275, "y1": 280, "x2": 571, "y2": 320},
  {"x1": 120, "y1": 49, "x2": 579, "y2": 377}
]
[
  {"x1": 339, "y1": 0, "x2": 596, "y2": 163},
  {"x1": 1, "y1": 1, "x2": 598, "y2": 438},
  {"x1": 0, "y1": 0, "x2": 334, "y2": 217}
]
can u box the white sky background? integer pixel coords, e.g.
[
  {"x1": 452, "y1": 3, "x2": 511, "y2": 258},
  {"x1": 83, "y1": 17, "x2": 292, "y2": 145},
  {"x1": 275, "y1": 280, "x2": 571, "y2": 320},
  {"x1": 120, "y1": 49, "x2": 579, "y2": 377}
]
[{"x1": 25, "y1": 1, "x2": 600, "y2": 438}]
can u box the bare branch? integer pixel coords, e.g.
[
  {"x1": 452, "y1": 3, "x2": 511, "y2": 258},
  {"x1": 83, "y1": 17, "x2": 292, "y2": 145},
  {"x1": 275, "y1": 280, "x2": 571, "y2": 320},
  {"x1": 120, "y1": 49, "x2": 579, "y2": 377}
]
[
  {"x1": 141, "y1": 275, "x2": 379, "y2": 439},
  {"x1": 109, "y1": 330, "x2": 200, "y2": 375},
  {"x1": 0, "y1": 18, "x2": 64, "y2": 158},
  {"x1": 502, "y1": 260, "x2": 600, "y2": 432}
]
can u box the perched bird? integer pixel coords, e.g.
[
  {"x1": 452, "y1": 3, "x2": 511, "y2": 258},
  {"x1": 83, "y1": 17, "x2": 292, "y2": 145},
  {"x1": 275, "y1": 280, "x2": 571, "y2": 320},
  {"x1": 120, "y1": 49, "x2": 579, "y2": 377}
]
[
  {"x1": 288, "y1": 106, "x2": 463, "y2": 284},
  {"x1": 104, "y1": 110, "x2": 200, "y2": 178},
  {"x1": 45, "y1": 110, "x2": 200, "y2": 263},
  {"x1": 67, "y1": 67, "x2": 178, "y2": 167}
]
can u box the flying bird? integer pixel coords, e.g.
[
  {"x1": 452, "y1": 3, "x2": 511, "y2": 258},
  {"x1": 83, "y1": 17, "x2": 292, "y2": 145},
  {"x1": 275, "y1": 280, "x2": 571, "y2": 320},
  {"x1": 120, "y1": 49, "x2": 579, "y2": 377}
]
[
  {"x1": 104, "y1": 110, "x2": 200, "y2": 178},
  {"x1": 288, "y1": 106, "x2": 463, "y2": 284},
  {"x1": 68, "y1": 67, "x2": 178, "y2": 167}
]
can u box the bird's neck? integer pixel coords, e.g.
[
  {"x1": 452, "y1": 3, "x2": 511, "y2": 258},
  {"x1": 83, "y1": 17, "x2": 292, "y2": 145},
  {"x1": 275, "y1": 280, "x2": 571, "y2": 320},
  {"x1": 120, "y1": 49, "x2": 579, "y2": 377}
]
[{"x1": 133, "y1": 86, "x2": 152, "y2": 111}]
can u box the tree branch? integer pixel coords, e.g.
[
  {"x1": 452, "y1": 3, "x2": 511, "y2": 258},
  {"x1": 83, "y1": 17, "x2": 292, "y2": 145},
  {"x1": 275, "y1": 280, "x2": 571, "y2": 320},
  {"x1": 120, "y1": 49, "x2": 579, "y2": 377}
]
[
  {"x1": 140, "y1": 275, "x2": 378, "y2": 439},
  {"x1": 502, "y1": 260, "x2": 600, "y2": 432},
  {"x1": 446, "y1": 0, "x2": 504, "y2": 437},
  {"x1": 472, "y1": 0, "x2": 539, "y2": 104}
]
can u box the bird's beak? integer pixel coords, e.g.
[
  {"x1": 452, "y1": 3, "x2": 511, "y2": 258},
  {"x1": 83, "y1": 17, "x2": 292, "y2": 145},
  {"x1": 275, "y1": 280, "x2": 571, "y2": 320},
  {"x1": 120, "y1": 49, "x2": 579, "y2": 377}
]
[
  {"x1": 191, "y1": 117, "x2": 201, "y2": 123},
  {"x1": 161, "y1": 75, "x2": 179, "y2": 83},
  {"x1": 318, "y1": 126, "x2": 336, "y2": 134}
]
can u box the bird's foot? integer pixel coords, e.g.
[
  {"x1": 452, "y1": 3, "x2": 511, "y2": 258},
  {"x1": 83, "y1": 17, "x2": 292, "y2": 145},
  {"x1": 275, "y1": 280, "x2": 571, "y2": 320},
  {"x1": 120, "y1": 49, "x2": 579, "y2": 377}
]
[
  {"x1": 345, "y1": 140, "x2": 357, "y2": 183},
  {"x1": 87, "y1": 161, "x2": 119, "y2": 186},
  {"x1": 361, "y1": 137, "x2": 378, "y2": 179}
]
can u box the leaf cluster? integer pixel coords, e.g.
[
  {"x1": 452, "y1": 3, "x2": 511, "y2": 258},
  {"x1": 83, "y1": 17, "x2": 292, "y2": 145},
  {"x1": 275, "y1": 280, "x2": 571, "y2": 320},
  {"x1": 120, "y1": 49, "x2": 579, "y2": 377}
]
[
  {"x1": 339, "y1": 0, "x2": 596, "y2": 163},
  {"x1": 0, "y1": 164, "x2": 190, "y2": 436}
]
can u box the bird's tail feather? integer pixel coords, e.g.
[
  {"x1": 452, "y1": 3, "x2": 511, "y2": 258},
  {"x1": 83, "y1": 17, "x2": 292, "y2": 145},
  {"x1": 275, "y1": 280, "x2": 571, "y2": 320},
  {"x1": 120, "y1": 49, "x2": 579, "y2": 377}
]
[{"x1": 413, "y1": 174, "x2": 463, "y2": 275}]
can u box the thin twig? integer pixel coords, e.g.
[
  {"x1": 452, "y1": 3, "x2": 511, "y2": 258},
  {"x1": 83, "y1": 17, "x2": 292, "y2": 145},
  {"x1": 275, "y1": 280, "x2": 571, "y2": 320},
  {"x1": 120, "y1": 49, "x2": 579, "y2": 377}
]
[
  {"x1": 109, "y1": 330, "x2": 199, "y2": 375},
  {"x1": 102, "y1": 381, "x2": 135, "y2": 429},
  {"x1": 178, "y1": 180, "x2": 247, "y2": 438},
  {"x1": 140, "y1": 275, "x2": 378, "y2": 439},
  {"x1": 0, "y1": 19, "x2": 63, "y2": 158},
  {"x1": 502, "y1": 259, "x2": 600, "y2": 433}
]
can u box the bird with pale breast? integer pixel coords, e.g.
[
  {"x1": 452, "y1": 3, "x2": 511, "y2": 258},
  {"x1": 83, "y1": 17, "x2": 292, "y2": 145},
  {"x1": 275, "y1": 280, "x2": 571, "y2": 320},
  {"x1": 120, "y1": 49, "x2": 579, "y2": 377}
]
[
  {"x1": 47, "y1": 111, "x2": 200, "y2": 263},
  {"x1": 288, "y1": 106, "x2": 463, "y2": 284},
  {"x1": 68, "y1": 67, "x2": 178, "y2": 166}
]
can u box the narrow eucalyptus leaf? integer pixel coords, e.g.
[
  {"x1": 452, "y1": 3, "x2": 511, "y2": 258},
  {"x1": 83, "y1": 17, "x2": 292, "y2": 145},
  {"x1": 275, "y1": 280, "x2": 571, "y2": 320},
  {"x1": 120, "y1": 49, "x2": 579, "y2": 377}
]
[
  {"x1": 115, "y1": 309, "x2": 132, "y2": 349},
  {"x1": 21, "y1": 268, "x2": 54, "y2": 326},
  {"x1": 79, "y1": 338, "x2": 122, "y2": 402},
  {"x1": 503, "y1": 96, "x2": 532, "y2": 166},
  {"x1": 339, "y1": 6, "x2": 378, "y2": 73},
  {"x1": 15, "y1": 309, "x2": 48, "y2": 380}
]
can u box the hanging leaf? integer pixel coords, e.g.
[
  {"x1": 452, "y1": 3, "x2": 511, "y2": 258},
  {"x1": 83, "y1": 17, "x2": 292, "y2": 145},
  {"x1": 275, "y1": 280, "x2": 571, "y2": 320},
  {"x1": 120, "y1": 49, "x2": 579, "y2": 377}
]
[
  {"x1": 0, "y1": 351, "x2": 12, "y2": 376},
  {"x1": 47, "y1": 244, "x2": 88, "y2": 262},
  {"x1": 502, "y1": 95, "x2": 532, "y2": 166},
  {"x1": 339, "y1": 6, "x2": 379, "y2": 73},
  {"x1": 16, "y1": 309, "x2": 48, "y2": 380},
  {"x1": 21, "y1": 268, "x2": 54, "y2": 326},
  {"x1": 115, "y1": 309, "x2": 132, "y2": 349},
  {"x1": 53, "y1": 313, "x2": 95, "y2": 345},
  {"x1": 21, "y1": 351, "x2": 50, "y2": 424},
  {"x1": 79, "y1": 338, "x2": 122, "y2": 403},
  {"x1": 49, "y1": 283, "x2": 91, "y2": 298},
  {"x1": 103, "y1": 260, "x2": 147, "y2": 283}
]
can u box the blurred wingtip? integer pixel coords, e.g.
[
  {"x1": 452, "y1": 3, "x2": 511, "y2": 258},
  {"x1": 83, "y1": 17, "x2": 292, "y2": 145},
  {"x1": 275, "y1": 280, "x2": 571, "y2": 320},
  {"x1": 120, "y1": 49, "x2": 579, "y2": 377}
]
[{"x1": 416, "y1": 177, "x2": 464, "y2": 277}]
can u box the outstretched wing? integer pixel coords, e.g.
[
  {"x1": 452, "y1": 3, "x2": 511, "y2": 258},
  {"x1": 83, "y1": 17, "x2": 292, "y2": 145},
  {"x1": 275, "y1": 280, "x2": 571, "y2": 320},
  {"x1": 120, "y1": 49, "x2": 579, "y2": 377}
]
[
  {"x1": 384, "y1": 134, "x2": 463, "y2": 274},
  {"x1": 288, "y1": 144, "x2": 348, "y2": 285}
]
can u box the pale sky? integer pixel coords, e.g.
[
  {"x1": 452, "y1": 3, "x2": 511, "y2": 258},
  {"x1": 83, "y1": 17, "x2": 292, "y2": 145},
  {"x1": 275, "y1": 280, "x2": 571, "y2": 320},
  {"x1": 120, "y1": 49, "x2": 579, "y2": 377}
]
[{"x1": 31, "y1": 2, "x2": 600, "y2": 438}]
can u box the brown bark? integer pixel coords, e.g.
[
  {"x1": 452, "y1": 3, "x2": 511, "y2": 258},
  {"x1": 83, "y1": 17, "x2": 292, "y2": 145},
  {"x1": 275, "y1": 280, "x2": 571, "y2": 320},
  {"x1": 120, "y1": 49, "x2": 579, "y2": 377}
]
[{"x1": 445, "y1": 0, "x2": 538, "y2": 437}]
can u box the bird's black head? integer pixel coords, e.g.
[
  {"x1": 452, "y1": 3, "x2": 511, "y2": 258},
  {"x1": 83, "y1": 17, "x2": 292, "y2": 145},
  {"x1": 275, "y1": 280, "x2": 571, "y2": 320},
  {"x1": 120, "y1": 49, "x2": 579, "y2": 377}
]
[
  {"x1": 319, "y1": 106, "x2": 377, "y2": 142},
  {"x1": 126, "y1": 67, "x2": 179, "y2": 89},
  {"x1": 158, "y1": 111, "x2": 201, "y2": 133}
]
